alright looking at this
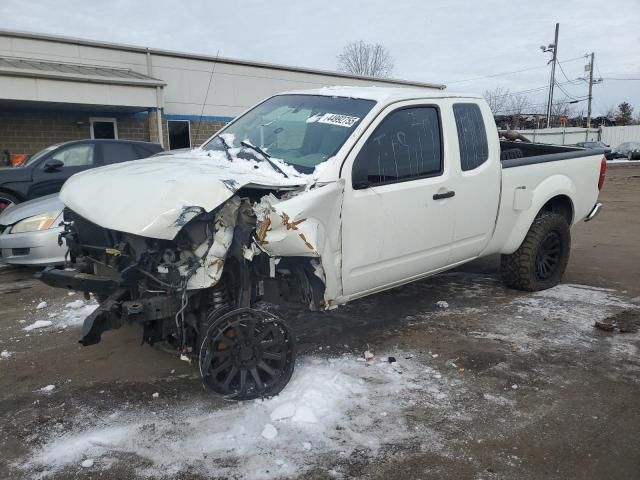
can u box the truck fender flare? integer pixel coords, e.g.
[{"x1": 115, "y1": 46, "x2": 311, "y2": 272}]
[{"x1": 501, "y1": 174, "x2": 576, "y2": 254}]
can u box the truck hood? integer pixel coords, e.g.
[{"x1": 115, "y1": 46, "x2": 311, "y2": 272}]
[{"x1": 60, "y1": 150, "x2": 309, "y2": 240}]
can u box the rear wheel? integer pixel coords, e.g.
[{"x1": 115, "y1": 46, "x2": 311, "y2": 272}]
[
  {"x1": 500, "y1": 212, "x2": 571, "y2": 291},
  {"x1": 199, "y1": 307, "x2": 296, "y2": 400},
  {"x1": 0, "y1": 192, "x2": 19, "y2": 212}
]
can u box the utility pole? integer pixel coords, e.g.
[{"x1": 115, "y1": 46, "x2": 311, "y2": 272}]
[
  {"x1": 542, "y1": 23, "x2": 559, "y2": 128},
  {"x1": 586, "y1": 52, "x2": 595, "y2": 128}
]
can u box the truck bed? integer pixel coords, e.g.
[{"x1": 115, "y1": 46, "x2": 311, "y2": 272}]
[{"x1": 499, "y1": 140, "x2": 606, "y2": 168}]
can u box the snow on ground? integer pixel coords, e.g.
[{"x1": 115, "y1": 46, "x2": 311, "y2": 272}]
[
  {"x1": 23, "y1": 320, "x2": 53, "y2": 331},
  {"x1": 1, "y1": 350, "x2": 12, "y2": 359},
  {"x1": 22, "y1": 299, "x2": 98, "y2": 332},
  {"x1": 20, "y1": 354, "x2": 455, "y2": 479}
]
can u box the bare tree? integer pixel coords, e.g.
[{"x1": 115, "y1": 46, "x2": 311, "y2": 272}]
[
  {"x1": 337, "y1": 41, "x2": 394, "y2": 78},
  {"x1": 550, "y1": 101, "x2": 576, "y2": 127},
  {"x1": 506, "y1": 95, "x2": 530, "y2": 129},
  {"x1": 483, "y1": 86, "x2": 510, "y2": 115}
]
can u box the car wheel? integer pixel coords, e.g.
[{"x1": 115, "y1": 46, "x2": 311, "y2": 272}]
[
  {"x1": 500, "y1": 212, "x2": 571, "y2": 292},
  {"x1": 0, "y1": 192, "x2": 19, "y2": 212},
  {"x1": 199, "y1": 307, "x2": 296, "y2": 400}
]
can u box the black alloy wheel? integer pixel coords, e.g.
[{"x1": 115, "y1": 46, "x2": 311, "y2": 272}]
[
  {"x1": 535, "y1": 231, "x2": 562, "y2": 280},
  {"x1": 199, "y1": 307, "x2": 296, "y2": 400}
]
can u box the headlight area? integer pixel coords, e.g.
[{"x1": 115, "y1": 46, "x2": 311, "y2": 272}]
[{"x1": 9, "y1": 211, "x2": 62, "y2": 234}]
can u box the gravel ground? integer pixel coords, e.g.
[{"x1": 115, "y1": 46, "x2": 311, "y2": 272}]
[{"x1": 0, "y1": 164, "x2": 638, "y2": 480}]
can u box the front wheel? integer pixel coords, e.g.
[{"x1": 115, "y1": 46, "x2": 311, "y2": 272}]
[
  {"x1": 199, "y1": 307, "x2": 296, "y2": 400},
  {"x1": 500, "y1": 212, "x2": 571, "y2": 291}
]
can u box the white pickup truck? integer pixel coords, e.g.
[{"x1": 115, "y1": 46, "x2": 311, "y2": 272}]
[{"x1": 38, "y1": 86, "x2": 606, "y2": 399}]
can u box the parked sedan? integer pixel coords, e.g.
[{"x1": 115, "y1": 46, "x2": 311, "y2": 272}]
[
  {"x1": 0, "y1": 139, "x2": 162, "y2": 212},
  {"x1": 575, "y1": 141, "x2": 613, "y2": 159},
  {"x1": 612, "y1": 141, "x2": 640, "y2": 160},
  {"x1": 0, "y1": 194, "x2": 66, "y2": 266}
]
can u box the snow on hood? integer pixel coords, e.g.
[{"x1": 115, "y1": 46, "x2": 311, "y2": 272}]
[{"x1": 60, "y1": 149, "x2": 310, "y2": 240}]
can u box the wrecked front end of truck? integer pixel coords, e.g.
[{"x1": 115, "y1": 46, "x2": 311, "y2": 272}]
[
  {"x1": 38, "y1": 175, "x2": 344, "y2": 400},
  {"x1": 37, "y1": 91, "x2": 372, "y2": 399}
]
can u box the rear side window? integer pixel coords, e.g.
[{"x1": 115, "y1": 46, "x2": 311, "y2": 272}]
[
  {"x1": 357, "y1": 106, "x2": 442, "y2": 186},
  {"x1": 453, "y1": 103, "x2": 488, "y2": 171},
  {"x1": 51, "y1": 144, "x2": 95, "y2": 167},
  {"x1": 101, "y1": 143, "x2": 140, "y2": 165}
]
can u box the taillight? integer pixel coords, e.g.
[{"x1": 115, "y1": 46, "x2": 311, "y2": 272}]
[{"x1": 598, "y1": 156, "x2": 606, "y2": 190}]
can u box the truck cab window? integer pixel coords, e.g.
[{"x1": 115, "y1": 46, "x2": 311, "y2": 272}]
[
  {"x1": 453, "y1": 103, "x2": 489, "y2": 171},
  {"x1": 356, "y1": 106, "x2": 442, "y2": 186}
]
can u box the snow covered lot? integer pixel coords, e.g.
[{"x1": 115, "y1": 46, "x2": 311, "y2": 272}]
[
  {"x1": 0, "y1": 165, "x2": 639, "y2": 479},
  {"x1": 1, "y1": 271, "x2": 638, "y2": 480}
]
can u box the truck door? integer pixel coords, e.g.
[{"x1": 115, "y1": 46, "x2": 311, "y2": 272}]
[
  {"x1": 341, "y1": 103, "x2": 456, "y2": 298},
  {"x1": 29, "y1": 143, "x2": 97, "y2": 199},
  {"x1": 448, "y1": 102, "x2": 501, "y2": 263}
]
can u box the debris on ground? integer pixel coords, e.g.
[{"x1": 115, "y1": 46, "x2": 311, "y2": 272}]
[
  {"x1": 436, "y1": 300, "x2": 449, "y2": 309},
  {"x1": 39, "y1": 385, "x2": 55, "y2": 393},
  {"x1": 512, "y1": 384, "x2": 518, "y2": 390},
  {"x1": 23, "y1": 320, "x2": 53, "y2": 331},
  {"x1": 595, "y1": 309, "x2": 639, "y2": 333},
  {"x1": 364, "y1": 350, "x2": 375, "y2": 361},
  {"x1": 36, "y1": 301, "x2": 47, "y2": 310},
  {"x1": 152, "y1": 392, "x2": 160, "y2": 399},
  {"x1": 388, "y1": 356, "x2": 397, "y2": 363}
]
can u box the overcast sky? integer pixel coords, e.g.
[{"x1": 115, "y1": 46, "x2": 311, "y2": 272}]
[{"x1": 1, "y1": 0, "x2": 638, "y2": 116}]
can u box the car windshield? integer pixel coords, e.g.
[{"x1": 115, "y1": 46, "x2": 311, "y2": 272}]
[
  {"x1": 22, "y1": 144, "x2": 60, "y2": 166},
  {"x1": 202, "y1": 94, "x2": 376, "y2": 173}
]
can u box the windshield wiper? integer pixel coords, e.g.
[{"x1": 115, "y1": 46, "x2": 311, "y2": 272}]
[
  {"x1": 240, "y1": 140, "x2": 289, "y2": 178},
  {"x1": 216, "y1": 136, "x2": 233, "y2": 162}
]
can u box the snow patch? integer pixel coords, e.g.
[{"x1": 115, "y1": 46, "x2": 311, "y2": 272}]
[
  {"x1": 36, "y1": 301, "x2": 47, "y2": 310},
  {"x1": 23, "y1": 320, "x2": 52, "y2": 331},
  {"x1": 22, "y1": 355, "x2": 451, "y2": 479},
  {"x1": 1, "y1": 350, "x2": 12, "y2": 359}
]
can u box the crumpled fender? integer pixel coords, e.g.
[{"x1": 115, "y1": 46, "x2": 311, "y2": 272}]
[{"x1": 254, "y1": 180, "x2": 345, "y2": 307}]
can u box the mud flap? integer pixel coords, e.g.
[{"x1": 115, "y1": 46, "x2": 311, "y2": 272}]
[{"x1": 79, "y1": 289, "x2": 127, "y2": 346}]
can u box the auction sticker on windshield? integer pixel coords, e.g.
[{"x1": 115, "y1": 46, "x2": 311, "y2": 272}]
[{"x1": 316, "y1": 113, "x2": 360, "y2": 128}]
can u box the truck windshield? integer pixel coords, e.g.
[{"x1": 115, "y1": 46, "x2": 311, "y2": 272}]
[{"x1": 202, "y1": 94, "x2": 375, "y2": 173}]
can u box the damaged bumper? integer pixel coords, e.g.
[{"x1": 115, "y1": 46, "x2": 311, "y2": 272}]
[{"x1": 35, "y1": 267, "x2": 120, "y2": 293}]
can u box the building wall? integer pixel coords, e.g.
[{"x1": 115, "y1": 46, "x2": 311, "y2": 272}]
[
  {"x1": 0, "y1": 110, "x2": 150, "y2": 154},
  {"x1": 0, "y1": 31, "x2": 440, "y2": 120}
]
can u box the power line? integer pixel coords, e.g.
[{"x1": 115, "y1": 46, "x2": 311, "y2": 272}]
[
  {"x1": 556, "y1": 57, "x2": 582, "y2": 85},
  {"x1": 446, "y1": 56, "x2": 585, "y2": 85}
]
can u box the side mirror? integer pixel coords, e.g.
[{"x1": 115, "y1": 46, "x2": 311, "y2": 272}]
[
  {"x1": 43, "y1": 159, "x2": 64, "y2": 172},
  {"x1": 351, "y1": 146, "x2": 370, "y2": 190}
]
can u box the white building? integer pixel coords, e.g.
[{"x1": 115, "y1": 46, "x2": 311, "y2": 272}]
[{"x1": 0, "y1": 30, "x2": 443, "y2": 154}]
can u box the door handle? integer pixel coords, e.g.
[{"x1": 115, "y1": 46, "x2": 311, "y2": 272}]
[{"x1": 433, "y1": 190, "x2": 455, "y2": 200}]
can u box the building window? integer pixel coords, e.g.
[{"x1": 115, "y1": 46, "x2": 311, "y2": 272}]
[
  {"x1": 453, "y1": 104, "x2": 488, "y2": 171},
  {"x1": 90, "y1": 117, "x2": 118, "y2": 139},
  {"x1": 356, "y1": 106, "x2": 442, "y2": 186},
  {"x1": 168, "y1": 120, "x2": 191, "y2": 150}
]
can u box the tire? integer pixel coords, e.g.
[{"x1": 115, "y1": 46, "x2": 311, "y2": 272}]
[
  {"x1": 500, "y1": 212, "x2": 571, "y2": 292},
  {"x1": 0, "y1": 192, "x2": 20, "y2": 212},
  {"x1": 199, "y1": 307, "x2": 296, "y2": 400}
]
